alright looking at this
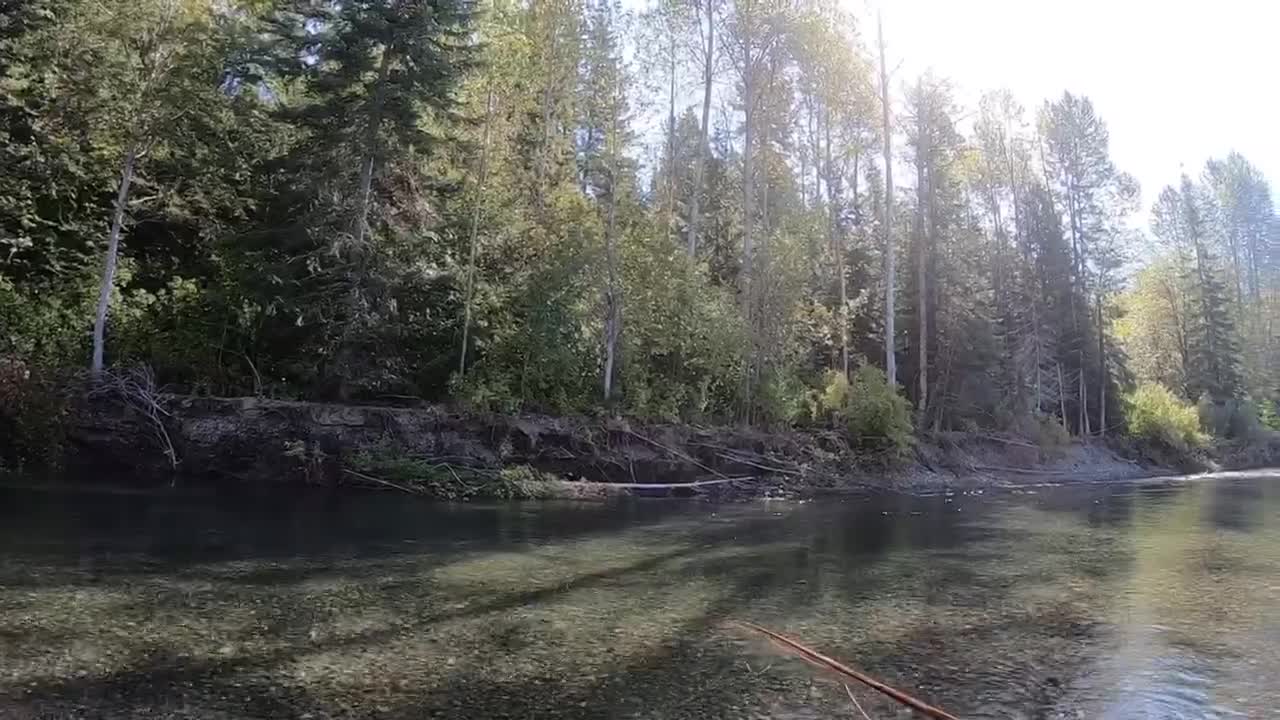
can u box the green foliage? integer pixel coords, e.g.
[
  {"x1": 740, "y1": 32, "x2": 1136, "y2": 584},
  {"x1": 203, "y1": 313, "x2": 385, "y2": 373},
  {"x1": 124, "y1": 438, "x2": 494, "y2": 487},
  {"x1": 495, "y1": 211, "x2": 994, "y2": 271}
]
[
  {"x1": 0, "y1": 356, "x2": 69, "y2": 472},
  {"x1": 1260, "y1": 402, "x2": 1280, "y2": 432},
  {"x1": 494, "y1": 465, "x2": 568, "y2": 500},
  {"x1": 0, "y1": 276, "x2": 92, "y2": 368},
  {"x1": 619, "y1": 244, "x2": 745, "y2": 420},
  {"x1": 819, "y1": 367, "x2": 913, "y2": 455},
  {"x1": 349, "y1": 440, "x2": 561, "y2": 500},
  {"x1": 1198, "y1": 397, "x2": 1267, "y2": 441},
  {"x1": 457, "y1": 190, "x2": 600, "y2": 414},
  {"x1": 817, "y1": 370, "x2": 852, "y2": 419},
  {"x1": 1026, "y1": 413, "x2": 1072, "y2": 451},
  {"x1": 1125, "y1": 383, "x2": 1207, "y2": 452},
  {"x1": 754, "y1": 368, "x2": 810, "y2": 429},
  {"x1": 846, "y1": 366, "x2": 914, "y2": 455},
  {"x1": 349, "y1": 442, "x2": 486, "y2": 500},
  {"x1": 0, "y1": 0, "x2": 1276, "y2": 461}
]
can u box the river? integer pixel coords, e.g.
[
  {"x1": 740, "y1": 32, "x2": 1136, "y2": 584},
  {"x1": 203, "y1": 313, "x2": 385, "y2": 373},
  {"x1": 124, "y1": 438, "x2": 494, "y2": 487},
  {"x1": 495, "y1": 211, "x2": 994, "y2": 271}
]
[{"x1": 2, "y1": 472, "x2": 1279, "y2": 719}]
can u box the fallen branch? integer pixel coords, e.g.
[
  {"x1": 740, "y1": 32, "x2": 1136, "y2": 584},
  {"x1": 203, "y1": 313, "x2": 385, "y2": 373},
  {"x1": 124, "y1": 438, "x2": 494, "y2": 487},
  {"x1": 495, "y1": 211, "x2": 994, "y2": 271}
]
[
  {"x1": 342, "y1": 468, "x2": 423, "y2": 494},
  {"x1": 624, "y1": 429, "x2": 728, "y2": 479},
  {"x1": 89, "y1": 365, "x2": 178, "y2": 471},
  {"x1": 971, "y1": 464, "x2": 1071, "y2": 476},
  {"x1": 442, "y1": 462, "x2": 483, "y2": 495},
  {"x1": 733, "y1": 621, "x2": 960, "y2": 720},
  {"x1": 715, "y1": 450, "x2": 801, "y2": 475},
  {"x1": 845, "y1": 683, "x2": 874, "y2": 720},
  {"x1": 970, "y1": 434, "x2": 1037, "y2": 449},
  {"x1": 590, "y1": 476, "x2": 752, "y2": 490}
]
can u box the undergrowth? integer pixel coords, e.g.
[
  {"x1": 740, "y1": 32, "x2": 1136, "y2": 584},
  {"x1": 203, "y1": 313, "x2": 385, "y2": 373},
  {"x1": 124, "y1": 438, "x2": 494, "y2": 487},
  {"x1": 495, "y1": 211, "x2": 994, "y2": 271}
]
[
  {"x1": 348, "y1": 440, "x2": 569, "y2": 500},
  {"x1": 1125, "y1": 383, "x2": 1207, "y2": 453},
  {"x1": 0, "y1": 356, "x2": 71, "y2": 473}
]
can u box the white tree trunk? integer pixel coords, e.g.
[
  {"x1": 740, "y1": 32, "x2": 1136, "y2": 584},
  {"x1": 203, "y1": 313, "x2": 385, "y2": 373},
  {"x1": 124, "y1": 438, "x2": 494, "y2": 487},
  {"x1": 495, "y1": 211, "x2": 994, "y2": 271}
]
[
  {"x1": 352, "y1": 47, "x2": 394, "y2": 248},
  {"x1": 1058, "y1": 362, "x2": 1068, "y2": 431},
  {"x1": 602, "y1": 86, "x2": 623, "y2": 402},
  {"x1": 687, "y1": 0, "x2": 715, "y2": 257},
  {"x1": 915, "y1": 94, "x2": 929, "y2": 428},
  {"x1": 824, "y1": 105, "x2": 847, "y2": 377},
  {"x1": 665, "y1": 27, "x2": 676, "y2": 246},
  {"x1": 1097, "y1": 293, "x2": 1106, "y2": 436},
  {"x1": 878, "y1": 14, "x2": 896, "y2": 386},
  {"x1": 536, "y1": 23, "x2": 561, "y2": 213},
  {"x1": 741, "y1": 58, "x2": 755, "y2": 311},
  {"x1": 91, "y1": 144, "x2": 139, "y2": 376},
  {"x1": 458, "y1": 87, "x2": 496, "y2": 378}
]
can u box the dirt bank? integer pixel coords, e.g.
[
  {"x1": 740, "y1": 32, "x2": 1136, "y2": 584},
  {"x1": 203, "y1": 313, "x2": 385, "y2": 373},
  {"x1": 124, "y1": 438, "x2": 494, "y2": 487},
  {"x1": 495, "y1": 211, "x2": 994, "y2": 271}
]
[{"x1": 64, "y1": 396, "x2": 1169, "y2": 497}]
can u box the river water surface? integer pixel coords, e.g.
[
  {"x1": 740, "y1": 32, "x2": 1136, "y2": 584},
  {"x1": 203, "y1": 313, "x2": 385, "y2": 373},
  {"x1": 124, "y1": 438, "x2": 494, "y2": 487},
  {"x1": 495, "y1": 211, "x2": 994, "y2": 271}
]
[{"x1": 2, "y1": 472, "x2": 1279, "y2": 719}]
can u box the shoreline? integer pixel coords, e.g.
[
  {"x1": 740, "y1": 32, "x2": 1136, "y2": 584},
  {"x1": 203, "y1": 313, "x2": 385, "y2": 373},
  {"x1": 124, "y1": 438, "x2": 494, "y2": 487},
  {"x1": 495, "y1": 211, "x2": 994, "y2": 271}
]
[{"x1": 50, "y1": 394, "x2": 1208, "y2": 500}]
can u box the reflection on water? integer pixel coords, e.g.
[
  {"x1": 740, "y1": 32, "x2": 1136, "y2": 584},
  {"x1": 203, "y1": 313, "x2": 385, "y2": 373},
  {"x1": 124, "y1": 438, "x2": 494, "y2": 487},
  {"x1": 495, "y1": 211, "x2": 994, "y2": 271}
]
[{"x1": 1, "y1": 472, "x2": 1278, "y2": 719}]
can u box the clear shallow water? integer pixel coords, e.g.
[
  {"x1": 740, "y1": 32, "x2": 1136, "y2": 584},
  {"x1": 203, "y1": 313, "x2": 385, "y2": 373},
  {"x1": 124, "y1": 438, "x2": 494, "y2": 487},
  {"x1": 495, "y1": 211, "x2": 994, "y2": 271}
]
[{"x1": 1, "y1": 472, "x2": 1279, "y2": 719}]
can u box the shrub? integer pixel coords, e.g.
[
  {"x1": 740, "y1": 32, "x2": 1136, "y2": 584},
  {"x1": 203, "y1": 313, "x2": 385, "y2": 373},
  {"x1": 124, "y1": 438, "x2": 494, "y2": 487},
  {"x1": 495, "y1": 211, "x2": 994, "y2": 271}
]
[
  {"x1": 348, "y1": 440, "x2": 564, "y2": 500},
  {"x1": 620, "y1": 249, "x2": 746, "y2": 421},
  {"x1": 494, "y1": 465, "x2": 565, "y2": 499},
  {"x1": 820, "y1": 366, "x2": 913, "y2": 456},
  {"x1": 0, "y1": 276, "x2": 91, "y2": 369},
  {"x1": 1197, "y1": 396, "x2": 1269, "y2": 441},
  {"x1": 754, "y1": 368, "x2": 810, "y2": 428},
  {"x1": 0, "y1": 356, "x2": 70, "y2": 473},
  {"x1": 1030, "y1": 413, "x2": 1072, "y2": 450},
  {"x1": 1260, "y1": 402, "x2": 1280, "y2": 432},
  {"x1": 1125, "y1": 383, "x2": 1207, "y2": 451},
  {"x1": 817, "y1": 370, "x2": 851, "y2": 418}
]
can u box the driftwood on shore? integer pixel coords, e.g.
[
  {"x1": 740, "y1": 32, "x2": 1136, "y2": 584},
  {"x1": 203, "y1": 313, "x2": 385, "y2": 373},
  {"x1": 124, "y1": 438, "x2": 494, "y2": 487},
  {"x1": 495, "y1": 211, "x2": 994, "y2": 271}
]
[
  {"x1": 581, "y1": 476, "x2": 752, "y2": 489},
  {"x1": 342, "y1": 464, "x2": 754, "y2": 496},
  {"x1": 342, "y1": 468, "x2": 426, "y2": 494},
  {"x1": 971, "y1": 464, "x2": 1072, "y2": 476}
]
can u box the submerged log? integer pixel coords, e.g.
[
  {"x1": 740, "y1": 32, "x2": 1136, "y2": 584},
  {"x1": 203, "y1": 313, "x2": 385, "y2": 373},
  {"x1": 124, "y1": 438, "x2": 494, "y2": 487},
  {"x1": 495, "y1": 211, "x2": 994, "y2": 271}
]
[{"x1": 734, "y1": 621, "x2": 961, "y2": 720}]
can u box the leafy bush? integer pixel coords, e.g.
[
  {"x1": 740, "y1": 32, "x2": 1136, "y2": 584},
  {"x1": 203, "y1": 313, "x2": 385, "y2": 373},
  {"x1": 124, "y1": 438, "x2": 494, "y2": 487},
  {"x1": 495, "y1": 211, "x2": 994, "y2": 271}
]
[
  {"x1": 1125, "y1": 383, "x2": 1207, "y2": 451},
  {"x1": 349, "y1": 440, "x2": 564, "y2": 500},
  {"x1": 455, "y1": 197, "x2": 600, "y2": 415},
  {"x1": 1197, "y1": 396, "x2": 1269, "y2": 441},
  {"x1": 451, "y1": 371, "x2": 522, "y2": 415},
  {"x1": 754, "y1": 368, "x2": 810, "y2": 428},
  {"x1": 0, "y1": 276, "x2": 92, "y2": 369},
  {"x1": 619, "y1": 244, "x2": 746, "y2": 421},
  {"x1": 819, "y1": 366, "x2": 913, "y2": 456},
  {"x1": 0, "y1": 278, "x2": 84, "y2": 473},
  {"x1": 0, "y1": 356, "x2": 70, "y2": 473},
  {"x1": 1259, "y1": 402, "x2": 1280, "y2": 432},
  {"x1": 1030, "y1": 413, "x2": 1072, "y2": 450},
  {"x1": 494, "y1": 465, "x2": 567, "y2": 499},
  {"x1": 817, "y1": 370, "x2": 851, "y2": 418}
]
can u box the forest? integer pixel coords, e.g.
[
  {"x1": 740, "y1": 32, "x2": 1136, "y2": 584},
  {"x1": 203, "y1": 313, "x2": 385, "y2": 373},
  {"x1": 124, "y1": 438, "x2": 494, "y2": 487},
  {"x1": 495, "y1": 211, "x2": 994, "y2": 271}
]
[{"x1": 2, "y1": 0, "x2": 1277, "y2": 459}]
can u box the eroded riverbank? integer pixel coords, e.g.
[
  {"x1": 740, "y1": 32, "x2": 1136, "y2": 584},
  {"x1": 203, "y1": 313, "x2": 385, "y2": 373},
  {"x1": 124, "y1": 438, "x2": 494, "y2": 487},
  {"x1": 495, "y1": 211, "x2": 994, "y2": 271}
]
[
  {"x1": 65, "y1": 395, "x2": 1181, "y2": 498},
  {"x1": 2, "y1": 473, "x2": 1279, "y2": 718}
]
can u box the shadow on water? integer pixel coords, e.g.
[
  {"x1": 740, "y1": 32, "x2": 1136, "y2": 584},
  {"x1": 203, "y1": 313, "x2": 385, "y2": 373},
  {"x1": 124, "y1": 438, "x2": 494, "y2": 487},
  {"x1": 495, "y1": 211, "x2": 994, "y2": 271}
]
[
  {"x1": 0, "y1": 484, "x2": 707, "y2": 563},
  {"x1": 2, "y1": 474, "x2": 1279, "y2": 718},
  {"x1": 2, "y1": 503, "x2": 837, "y2": 718}
]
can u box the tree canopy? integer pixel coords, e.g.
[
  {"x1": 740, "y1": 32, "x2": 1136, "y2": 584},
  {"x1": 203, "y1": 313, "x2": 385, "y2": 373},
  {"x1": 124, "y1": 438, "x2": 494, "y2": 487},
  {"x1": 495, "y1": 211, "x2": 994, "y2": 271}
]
[{"x1": 2, "y1": 0, "x2": 1276, "y2": 438}]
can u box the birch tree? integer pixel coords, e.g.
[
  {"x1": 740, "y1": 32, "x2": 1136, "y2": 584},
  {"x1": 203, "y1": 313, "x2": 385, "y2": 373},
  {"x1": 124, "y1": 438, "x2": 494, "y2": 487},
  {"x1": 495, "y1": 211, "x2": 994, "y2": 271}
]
[
  {"x1": 686, "y1": 0, "x2": 720, "y2": 257},
  {"x1": 27, "y1": 0, "x2": 226, "y2": 376},
  {"x1": 877, "y1": 12, "x2": 895, "y2": 386}
]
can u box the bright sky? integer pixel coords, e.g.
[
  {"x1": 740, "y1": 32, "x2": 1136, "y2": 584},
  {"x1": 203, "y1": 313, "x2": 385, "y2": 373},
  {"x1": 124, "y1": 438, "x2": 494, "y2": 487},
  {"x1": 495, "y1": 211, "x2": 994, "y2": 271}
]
[
  {"x1": 623, "y1": 0, "x2": 1277, "y2": 217},
  {"x1": 862, "y1": 0, "x2": 1279, "y2": 211}
]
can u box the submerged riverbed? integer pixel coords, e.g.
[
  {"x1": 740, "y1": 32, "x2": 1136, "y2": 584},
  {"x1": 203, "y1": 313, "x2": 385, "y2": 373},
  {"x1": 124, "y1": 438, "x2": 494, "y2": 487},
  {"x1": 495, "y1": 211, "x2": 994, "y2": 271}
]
[{"x1": 2, "y1": 472, "x2": 1279, "y2": 719}]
